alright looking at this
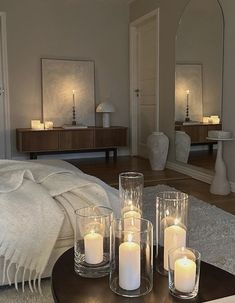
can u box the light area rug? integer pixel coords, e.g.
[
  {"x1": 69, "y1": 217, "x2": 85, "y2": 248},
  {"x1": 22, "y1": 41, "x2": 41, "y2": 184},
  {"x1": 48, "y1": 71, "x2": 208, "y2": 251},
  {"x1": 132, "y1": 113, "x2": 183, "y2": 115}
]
[
  {"x1": 0, "y1": 184, "x2": 234, "y2": 303},
  {"x1": 0, "y1": 279, "x2": 53, "y2": 303}
]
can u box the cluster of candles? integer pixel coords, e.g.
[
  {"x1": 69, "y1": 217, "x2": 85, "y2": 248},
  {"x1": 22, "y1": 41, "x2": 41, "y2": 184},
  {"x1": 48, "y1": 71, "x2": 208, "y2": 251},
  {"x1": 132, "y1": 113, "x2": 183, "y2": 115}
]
[
  {"x1": 31, "y1": 119, "x2": 53, "y2": 130},
  {"x1": 78, "y1": 174, "x2": 199, "y2": 299}
]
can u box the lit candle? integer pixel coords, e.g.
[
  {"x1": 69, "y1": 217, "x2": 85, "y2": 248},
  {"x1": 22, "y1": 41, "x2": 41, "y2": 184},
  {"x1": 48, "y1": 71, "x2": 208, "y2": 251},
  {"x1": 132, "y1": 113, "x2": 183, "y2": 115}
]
[
  {"x1": 186, "y1": 90, "x2": 190, "y2": 106},
  {"x1": 31, "y1": 120, "x2": 44, "y2": 130},
  {"x1": 164, "y1": 223, "x2": 186, "y2": 271},
  {"x1": 72, "y1": 90, "x2": 75, "y2": 107},
  {"x1": 44, "y1": 121, "x2": 53, "y2": 130},
  {"x1": 84, "y1": 230, "x2": 103, "y2": 264},
  {"x1": 174, "y1": 257, "x2": 196, "y2": 292},
  {"x1": 119, "y1": 234, "x2": 141, "y2": 290},
  {"x1": 123, "y1": 205, "x2": 141, "y2": 229}
]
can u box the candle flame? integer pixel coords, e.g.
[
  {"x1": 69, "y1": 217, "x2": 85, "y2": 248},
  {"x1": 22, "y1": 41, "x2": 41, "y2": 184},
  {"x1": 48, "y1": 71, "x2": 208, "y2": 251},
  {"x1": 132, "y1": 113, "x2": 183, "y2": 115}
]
[
  {"x1": 72, "y1": 90, "x2": 75, "y2": 94},
  {"x1": 127, "y1": 233, "x2": 133, "y2": 242},
  {"x1": 181, "y1": 256, "x2": 189, "y2": 265},
  {"x1": 127, "y1": 199, "x2": 133, "y2": 207},
  {"x1": 174, "y1": 218, "x2": 180, "y2": 225},
  {"x1": 186, "y1": 90, "x2": 190, "y2": 95}
]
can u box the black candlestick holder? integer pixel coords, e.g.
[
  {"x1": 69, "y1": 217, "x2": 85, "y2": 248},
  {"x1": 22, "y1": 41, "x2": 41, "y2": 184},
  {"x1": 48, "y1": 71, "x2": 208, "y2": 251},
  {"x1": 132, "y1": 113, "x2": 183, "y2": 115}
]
[
  {"x1": 185, "y1": 104, "x2": 190, "y2": 122},
  {"x1": 72, "y1": 105, "x2": 76, "y2": 125},
  {"x1": 185, "y1": 92, "x2": 190, "y2": 122}
]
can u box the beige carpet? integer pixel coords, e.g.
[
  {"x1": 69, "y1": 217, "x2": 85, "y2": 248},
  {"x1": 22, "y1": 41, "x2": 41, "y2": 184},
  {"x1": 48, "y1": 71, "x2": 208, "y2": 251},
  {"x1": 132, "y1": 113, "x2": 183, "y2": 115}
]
[{"x1": 0, "y1": 279, "x2": 52, "y2": 303}]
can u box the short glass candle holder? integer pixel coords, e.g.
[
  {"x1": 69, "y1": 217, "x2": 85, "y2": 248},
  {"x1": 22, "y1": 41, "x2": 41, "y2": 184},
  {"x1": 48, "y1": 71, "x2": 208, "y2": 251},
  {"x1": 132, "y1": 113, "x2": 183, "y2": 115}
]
[
  {"x1": 119, "y1": 172, "x2": 144, "y2": 217},
  {"x1": 156, "y1": 191, "x2": 188, "y2": 275},
  {"x1": 109, "y1": 218, "x2": 153, "y2": 297},
  {"x1": 74, "y1": 205, "x2": 113, "y2": 278},
  {"x1": 168, "y1": 247, "x2": 201, "y2": 300}
]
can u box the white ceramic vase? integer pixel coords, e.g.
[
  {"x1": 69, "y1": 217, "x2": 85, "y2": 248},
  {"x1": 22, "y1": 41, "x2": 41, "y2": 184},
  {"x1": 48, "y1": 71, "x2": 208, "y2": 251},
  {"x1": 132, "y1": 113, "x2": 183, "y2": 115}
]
[
  {"x1": 147, "y1": 132, "x2": 169, "y2": 170},
  {"x1": 175, "y1": 131, "x2": 191, "y2": 163}
]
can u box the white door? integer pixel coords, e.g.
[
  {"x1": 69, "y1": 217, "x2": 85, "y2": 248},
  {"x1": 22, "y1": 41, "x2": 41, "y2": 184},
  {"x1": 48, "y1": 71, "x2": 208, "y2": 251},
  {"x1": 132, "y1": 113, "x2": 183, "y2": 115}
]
[
  {"x1": 130, "y1": 10, "x2": 159, "y2": 158},
  {"x1": 0, "y1": 13, "x2": 10, "y2": 159}
]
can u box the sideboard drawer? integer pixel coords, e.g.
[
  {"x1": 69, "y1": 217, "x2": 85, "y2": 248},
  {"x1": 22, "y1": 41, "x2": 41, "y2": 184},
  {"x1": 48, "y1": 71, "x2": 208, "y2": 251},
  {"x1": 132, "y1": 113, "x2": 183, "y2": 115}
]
[
  {"x1": 18, "y1": 130, "x2": 59, "y2": 152},
  {"x1": 95, "y1": 128, "x2": 127, "y2": 148},
  {"x1": 59, "y1": 129, "x2": 94, "y2": 150}
]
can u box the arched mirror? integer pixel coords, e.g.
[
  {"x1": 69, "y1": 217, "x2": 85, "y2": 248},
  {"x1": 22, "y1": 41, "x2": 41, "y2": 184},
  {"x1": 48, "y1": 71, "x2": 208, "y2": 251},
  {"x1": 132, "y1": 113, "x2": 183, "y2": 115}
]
[{"x1": 174, "y1": 0, "x2": 224, "y2": 171}]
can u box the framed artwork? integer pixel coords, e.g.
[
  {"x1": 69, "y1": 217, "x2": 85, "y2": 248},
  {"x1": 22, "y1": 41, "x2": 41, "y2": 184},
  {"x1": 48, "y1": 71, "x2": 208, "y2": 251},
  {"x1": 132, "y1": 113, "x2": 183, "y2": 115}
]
[
  {"x1": 41, "y1": 58, "x2": 95, "y2": 127},
  {"x1": 175, "y1": 63, "x2": 203, "y2": 122}
]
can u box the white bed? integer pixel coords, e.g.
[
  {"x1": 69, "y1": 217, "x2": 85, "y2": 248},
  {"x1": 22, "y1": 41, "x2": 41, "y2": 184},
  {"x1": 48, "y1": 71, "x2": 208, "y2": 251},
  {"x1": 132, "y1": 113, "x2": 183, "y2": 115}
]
[{"x1": 0, "y1": 159, "x2": 119, "y2": 288}]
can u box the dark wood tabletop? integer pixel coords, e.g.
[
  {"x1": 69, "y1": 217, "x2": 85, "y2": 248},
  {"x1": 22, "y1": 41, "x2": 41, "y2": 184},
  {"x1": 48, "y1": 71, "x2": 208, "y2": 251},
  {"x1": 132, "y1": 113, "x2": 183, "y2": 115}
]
[{"x1": 51, "y1": 248, "x2": 235, "y2": 303}]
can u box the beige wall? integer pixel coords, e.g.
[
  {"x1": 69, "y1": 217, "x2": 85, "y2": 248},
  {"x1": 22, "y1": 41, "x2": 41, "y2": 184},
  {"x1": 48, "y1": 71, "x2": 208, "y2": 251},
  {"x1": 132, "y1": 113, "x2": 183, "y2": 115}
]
[
  {"x1": 130, "y1": 0, "x2": 188, "y2": 160},
  {"x1": 1, "y1": 0, "x2": 129, "y2": 157}
]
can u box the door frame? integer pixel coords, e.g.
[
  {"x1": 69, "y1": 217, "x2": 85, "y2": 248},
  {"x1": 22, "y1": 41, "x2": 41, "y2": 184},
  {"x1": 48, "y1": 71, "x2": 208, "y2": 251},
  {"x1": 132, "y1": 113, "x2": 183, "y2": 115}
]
[
  {"x1": 0, "y1": 12, "x2": 11, "y2": 158},
  {"x1": 129, "y1": 9, "x2": 160, "y2": 155}
]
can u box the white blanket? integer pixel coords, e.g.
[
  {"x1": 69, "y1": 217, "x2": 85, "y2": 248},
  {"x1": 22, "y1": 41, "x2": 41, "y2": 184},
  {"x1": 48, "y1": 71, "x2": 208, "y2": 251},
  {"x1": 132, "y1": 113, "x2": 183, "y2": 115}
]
[{"x1": 0, "y1": 160, "x2": 119, "y2": 292}]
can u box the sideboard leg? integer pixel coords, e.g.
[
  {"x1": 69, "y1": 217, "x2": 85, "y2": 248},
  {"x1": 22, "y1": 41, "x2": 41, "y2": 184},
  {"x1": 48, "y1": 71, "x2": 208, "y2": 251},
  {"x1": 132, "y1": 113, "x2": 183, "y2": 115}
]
[
  {"x1": 30, "y1": 153, "x2": 37, "y2": 160},
  {"x1": 208, "y1": 143, "x2": 213, "y2": 154},
  {"x1": 105, "y1": 150, "x2": 110, "y2": 160},
  {"x1": 113, "y1": 148, "x2": 117, "y2": 161}
]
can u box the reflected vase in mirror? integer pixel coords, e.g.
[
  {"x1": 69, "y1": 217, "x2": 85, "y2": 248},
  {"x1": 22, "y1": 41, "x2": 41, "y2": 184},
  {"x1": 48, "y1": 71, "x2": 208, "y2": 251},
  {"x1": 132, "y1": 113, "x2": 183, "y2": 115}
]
[
  {"x1": 147, "y1": 132, "x2": 169, "y2": 171},
  {"x1": 174, "y1": 0, "x2": 224, "y2": 171}
]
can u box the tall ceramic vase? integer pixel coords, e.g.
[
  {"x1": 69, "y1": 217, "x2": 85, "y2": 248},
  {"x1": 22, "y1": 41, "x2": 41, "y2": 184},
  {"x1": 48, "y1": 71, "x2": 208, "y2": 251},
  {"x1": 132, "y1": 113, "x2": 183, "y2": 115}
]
[
  {"x1": 147, "y1": 132, "x2": 169, "y2": 170},
  {"x1": 175, "y1": 131, "x2": 191, "y2": 163}
]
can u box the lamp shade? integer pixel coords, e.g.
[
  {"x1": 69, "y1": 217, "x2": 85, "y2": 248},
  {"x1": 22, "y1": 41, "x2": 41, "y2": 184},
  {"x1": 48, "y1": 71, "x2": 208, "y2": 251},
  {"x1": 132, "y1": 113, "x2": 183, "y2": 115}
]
[{"x1": 96, "y1": 102, "x2": 115, "y2": 113}]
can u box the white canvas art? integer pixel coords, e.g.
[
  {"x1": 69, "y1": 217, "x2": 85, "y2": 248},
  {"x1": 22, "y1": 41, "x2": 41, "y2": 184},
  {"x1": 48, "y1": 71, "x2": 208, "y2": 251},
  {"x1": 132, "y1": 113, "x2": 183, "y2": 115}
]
[
  {"x1": 175, "y1": 64, "x2": 203, "y2": 122},
  {"x1": 42, "y1": 59, "x2": 95, "y2": 127}
]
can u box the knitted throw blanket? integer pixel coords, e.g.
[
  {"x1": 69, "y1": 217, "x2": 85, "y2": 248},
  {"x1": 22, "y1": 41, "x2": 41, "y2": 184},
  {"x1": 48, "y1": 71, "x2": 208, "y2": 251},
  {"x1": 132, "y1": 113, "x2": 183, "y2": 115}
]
[{"x1": 0, "y1": 160, "x2": 119, "y2": 292}]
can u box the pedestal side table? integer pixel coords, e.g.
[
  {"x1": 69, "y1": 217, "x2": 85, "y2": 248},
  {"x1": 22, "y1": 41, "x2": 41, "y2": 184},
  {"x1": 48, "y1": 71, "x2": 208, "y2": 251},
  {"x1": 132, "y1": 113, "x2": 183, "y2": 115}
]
[{"x1": 207, "y1": 137, "x2": 235, "y2": 195}]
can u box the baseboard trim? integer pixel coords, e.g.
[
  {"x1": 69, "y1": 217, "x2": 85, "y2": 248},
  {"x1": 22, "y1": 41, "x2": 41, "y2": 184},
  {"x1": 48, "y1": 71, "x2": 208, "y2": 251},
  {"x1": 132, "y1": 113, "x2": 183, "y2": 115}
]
[
  {"x1": 230, "y1": 181, "x2": 235, "y2": 193},
  {"x1": 167, "y1": 161, "x2": 235, "y2": 193},
  {"x1": 166, "y1": 161, "x2": 214, "y2": 184}
]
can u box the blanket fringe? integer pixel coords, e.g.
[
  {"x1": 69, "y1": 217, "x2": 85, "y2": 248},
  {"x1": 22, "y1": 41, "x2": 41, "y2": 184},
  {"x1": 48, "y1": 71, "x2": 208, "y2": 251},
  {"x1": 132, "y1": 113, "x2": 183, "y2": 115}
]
[{"x1": 1, "y1": 255, "x2": 43, "y2": 294}]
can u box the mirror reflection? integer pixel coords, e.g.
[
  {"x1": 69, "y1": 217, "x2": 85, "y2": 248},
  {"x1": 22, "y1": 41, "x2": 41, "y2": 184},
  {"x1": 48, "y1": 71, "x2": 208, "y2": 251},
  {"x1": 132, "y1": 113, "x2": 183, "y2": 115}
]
[{"x1": 174, "y1": 0, "x2": 224, "y2": 170}]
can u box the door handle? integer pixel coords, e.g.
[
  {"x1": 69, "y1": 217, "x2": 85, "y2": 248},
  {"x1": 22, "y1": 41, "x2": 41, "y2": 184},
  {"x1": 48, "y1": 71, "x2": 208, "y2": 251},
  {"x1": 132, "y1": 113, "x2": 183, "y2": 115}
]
[{"x1": 134, "y1": 89, "x2": 140, "y2": 97}]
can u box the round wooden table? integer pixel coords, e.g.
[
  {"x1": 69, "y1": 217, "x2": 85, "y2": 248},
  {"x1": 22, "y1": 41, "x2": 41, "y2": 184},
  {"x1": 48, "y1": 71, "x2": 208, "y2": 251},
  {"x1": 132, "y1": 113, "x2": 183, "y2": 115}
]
[{"x1": 52, "y1": 248, "x2": 235, "y2": 303}]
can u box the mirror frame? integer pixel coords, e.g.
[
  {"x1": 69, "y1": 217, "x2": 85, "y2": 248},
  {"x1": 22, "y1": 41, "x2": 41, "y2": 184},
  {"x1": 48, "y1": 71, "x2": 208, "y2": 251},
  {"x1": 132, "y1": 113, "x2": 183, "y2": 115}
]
[{"x1": 173, "y1": 0, "x2": 225, "y2": 172}]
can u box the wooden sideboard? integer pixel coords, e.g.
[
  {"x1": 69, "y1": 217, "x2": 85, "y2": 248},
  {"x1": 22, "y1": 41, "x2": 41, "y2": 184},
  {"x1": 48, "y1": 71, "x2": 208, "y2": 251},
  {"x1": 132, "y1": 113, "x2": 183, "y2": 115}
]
[
  {"x1": 16, "y1": 126, "x2": 127, "y2": 159},
  {"x1": 175, "y1": 123, "x2": 222, "y2": 150}
]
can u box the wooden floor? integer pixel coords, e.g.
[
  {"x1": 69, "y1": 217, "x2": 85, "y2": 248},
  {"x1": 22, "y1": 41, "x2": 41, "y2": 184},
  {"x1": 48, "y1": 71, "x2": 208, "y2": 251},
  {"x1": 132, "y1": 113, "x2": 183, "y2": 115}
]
[
  {"x1": 67, "y1": 156, "x2": 235, "y2": 215},
  {"x1": 188, "y1": 150, "x2": 216, "y2": 170}
]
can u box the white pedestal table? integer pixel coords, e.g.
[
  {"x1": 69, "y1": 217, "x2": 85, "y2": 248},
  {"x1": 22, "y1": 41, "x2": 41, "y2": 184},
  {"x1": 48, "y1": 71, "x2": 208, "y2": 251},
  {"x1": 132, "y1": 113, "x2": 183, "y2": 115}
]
[{"x1": 207, "y1": 137, "x2": 235, "y2": 195}]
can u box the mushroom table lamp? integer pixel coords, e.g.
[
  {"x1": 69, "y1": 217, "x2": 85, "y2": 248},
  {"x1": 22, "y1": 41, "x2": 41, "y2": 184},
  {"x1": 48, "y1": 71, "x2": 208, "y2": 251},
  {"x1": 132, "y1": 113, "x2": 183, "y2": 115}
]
[{"x1": 96, "y1": 102, "x2": 115, "y2": 128}]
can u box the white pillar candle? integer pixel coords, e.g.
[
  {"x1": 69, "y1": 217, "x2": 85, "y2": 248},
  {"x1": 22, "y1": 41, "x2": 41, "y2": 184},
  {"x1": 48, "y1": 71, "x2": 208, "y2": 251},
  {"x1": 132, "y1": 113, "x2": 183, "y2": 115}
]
[
  {"x1": 119, "y1": 234, "x2": 141, "y2": 290},
  {"x1": 84, "y1": 231, "x2": 103, "y2": 264},
  {"x1": 44, "y1": 121, "x2": 53, "y2": 130},
  {"x1": 164, "y1": 225, "x2": 186, "y2": 271},
  {"x1": 31, "y1": 120, "x2": 44, "y2": 130},
  {"x1": 174, "y1": 257, "x2": 196, "y2": 293},
  {"x1": 72, "y1": 90, "x2": 75, "y2": 107},
  {"x1": 124, "y1": 209, "x2": 141, "y2": 228}
]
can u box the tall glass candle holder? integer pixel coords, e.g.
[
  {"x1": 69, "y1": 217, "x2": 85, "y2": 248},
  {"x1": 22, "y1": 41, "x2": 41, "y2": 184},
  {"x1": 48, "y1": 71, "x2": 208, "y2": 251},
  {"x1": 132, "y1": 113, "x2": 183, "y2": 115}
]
[
  {"x1": 168, "y1": 247, "x2": 201, "y2": 299},
  {"x1": 74, "y1": 206, "x2": 113, "y2": 278},
  {"x1": 109, "y1": 218, "x2": 153, "y2": 297},
  {"x1": 156, "y1": 191, "x2": 188, "y2": 275},
  {"x1": 119, "y1": 172, "x2": 144, "y2": 219}
]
